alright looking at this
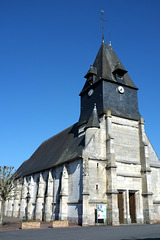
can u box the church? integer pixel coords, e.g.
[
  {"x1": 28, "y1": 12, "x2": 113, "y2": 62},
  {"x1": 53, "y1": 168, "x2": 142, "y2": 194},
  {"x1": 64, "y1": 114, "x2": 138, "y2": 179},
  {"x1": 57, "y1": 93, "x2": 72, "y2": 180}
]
[{"x1": 5, "y1": 38, "x2": 160, "y2": 226}]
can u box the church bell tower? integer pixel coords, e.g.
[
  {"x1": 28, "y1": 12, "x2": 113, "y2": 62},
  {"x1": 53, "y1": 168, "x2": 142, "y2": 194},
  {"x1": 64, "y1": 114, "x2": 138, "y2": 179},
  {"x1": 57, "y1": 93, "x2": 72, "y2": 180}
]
[
  {"x1": 80, "y1": 39, "x2": 157, "y2": 226},
  {"x1": 78, "y1": 42, "x2": 141, "y2": 126}
]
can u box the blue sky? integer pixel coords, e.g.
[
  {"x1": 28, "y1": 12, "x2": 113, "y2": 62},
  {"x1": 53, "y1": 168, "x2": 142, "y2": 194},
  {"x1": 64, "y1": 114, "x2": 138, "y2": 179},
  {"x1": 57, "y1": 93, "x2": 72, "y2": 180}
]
[{"x1": 0, "y1": 0, "x2": 160, "y2": 169}]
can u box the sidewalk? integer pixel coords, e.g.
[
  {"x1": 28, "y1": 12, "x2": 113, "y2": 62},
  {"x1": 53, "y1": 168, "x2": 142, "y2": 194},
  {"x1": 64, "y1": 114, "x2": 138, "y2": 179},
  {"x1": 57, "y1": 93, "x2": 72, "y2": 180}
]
[
  {"x1": 0, "y1": 217, "x2": 80, "y2": 231},
  {"x1": 0, "y1": 216, "x2": 53, "y2": 231}
]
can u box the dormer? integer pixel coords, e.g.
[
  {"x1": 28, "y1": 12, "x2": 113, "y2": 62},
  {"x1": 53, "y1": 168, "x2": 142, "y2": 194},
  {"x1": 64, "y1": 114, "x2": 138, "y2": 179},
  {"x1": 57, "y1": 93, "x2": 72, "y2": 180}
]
[
  {"x1": 84, "y1": 65, "x2": 97, "y2": 85},
  {"x1": 112, "y1": 62, "x2": 128, "y2": 84}
]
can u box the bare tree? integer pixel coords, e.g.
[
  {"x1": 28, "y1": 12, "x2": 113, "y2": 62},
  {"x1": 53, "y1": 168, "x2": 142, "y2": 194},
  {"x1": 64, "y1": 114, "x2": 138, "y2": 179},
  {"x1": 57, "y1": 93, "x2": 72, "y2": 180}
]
[{"x1": 0, "y1": 166, "x2": 21, "y2": 226}]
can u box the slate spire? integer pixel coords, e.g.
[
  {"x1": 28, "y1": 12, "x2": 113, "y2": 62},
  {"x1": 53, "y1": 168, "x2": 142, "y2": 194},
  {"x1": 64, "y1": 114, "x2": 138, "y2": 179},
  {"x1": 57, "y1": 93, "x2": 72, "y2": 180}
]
[
  {"x1": 92, "y1": 42, "x2": 137, "y2": 89},
  {"x1": 81, "y1": 42, "x2": 138, "y2": 94},
  {"x1": 79, "y1": 42, "x2": 141, "y2": 126},
  {"x1": 85, "y1": 103, "x2": 100, "y2": 129}
]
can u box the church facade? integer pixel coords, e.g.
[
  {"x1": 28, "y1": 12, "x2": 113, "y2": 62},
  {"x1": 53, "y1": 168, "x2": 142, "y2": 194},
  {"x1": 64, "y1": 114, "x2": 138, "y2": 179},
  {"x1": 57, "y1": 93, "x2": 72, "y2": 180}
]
[{"x1": 4, "y1": 41, "x2": 160, "y2": 226}]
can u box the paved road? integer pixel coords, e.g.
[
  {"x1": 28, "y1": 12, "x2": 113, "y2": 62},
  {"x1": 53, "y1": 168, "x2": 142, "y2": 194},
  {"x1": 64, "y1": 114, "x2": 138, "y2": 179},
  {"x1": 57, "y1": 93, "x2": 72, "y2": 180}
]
[{"x1": 0, "y1": 224, "x2": 160, "y2": 240}]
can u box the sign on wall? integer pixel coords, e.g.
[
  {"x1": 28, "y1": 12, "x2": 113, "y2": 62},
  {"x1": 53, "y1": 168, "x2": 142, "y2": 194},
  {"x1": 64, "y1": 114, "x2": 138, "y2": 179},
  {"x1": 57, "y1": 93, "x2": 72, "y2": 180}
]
[{"x1": 97, "y1": 204, "x2": 107, "y2": 220}]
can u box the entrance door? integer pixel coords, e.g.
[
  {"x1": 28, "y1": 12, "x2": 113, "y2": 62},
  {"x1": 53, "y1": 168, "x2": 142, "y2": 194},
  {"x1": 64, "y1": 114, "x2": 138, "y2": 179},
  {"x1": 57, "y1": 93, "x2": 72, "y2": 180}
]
[
  {"x1": 118, "y1": 192, "x2": 124, "y2": 224},
  {"x1": 129, "y1": 192, "x2": 136, "y2": 223}
]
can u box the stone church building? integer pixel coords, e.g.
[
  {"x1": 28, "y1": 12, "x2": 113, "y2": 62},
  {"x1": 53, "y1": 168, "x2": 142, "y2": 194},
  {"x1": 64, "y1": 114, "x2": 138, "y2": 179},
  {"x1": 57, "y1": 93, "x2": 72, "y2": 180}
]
[{"x1": 4, "y1": 40, "x2": 160, "y2": 226}]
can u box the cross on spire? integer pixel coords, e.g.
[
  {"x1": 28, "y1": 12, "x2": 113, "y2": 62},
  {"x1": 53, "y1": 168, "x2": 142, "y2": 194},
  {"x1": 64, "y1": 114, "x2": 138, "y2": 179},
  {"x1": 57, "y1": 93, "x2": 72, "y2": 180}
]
[{"x1": 100, "y1": 9, "x2": 107, "y2": 43}]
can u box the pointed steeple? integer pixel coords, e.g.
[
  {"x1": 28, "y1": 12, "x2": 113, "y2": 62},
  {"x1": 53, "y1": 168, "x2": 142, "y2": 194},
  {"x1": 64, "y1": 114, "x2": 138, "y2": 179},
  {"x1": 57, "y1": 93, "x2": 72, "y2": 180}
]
[
  {"x1": 92, "y1": 43, "x2": 137, "y2": 89},
  {"x1": 79, "y1": 42, "x2": 141, "y2": 126},
  {"x1": 85, "y1": 104, "x2": 100, "y2": 129},
  {"x1": 81, "y1": 43, "x2": 137, "y2": 94}
]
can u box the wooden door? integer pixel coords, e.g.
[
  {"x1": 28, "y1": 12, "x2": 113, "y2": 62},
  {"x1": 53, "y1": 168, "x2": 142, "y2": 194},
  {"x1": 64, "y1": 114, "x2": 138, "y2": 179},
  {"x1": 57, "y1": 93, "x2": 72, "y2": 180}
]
[
  {"x1": 129, "y1": 192, "x2": 136, "y2": 223},
  {"x1": 118, "y1": 192, "x2": 124, "y2": 224}
]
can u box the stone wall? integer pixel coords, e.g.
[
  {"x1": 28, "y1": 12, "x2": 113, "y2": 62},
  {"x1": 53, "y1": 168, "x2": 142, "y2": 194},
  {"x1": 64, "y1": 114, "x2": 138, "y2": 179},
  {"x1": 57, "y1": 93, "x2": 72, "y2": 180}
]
[
  {"x1": 4, "y1": 113, "x2": 160, "y2": 226},
  {"x1": 112, "y1": 116, "x2": 140, "y2": 164},
  {"x1": 5, "y1": 159, "x2": 82, "y2": 224}
]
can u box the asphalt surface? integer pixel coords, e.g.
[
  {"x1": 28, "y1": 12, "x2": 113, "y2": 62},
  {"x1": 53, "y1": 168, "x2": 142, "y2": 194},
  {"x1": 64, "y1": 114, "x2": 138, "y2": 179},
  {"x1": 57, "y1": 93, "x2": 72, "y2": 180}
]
[{"x1": 0, "y1": 224, "x2": 160, "y2": 240}]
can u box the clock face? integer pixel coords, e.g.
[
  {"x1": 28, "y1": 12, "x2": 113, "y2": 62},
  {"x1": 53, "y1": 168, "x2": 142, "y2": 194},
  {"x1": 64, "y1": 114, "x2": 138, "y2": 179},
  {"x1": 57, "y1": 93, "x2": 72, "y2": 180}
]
[
  {"x1": 88, "y1": 89, "x2": 94, "y2": 96},
  {"x1": 118, "y1": 86, "x2": 125, "y2": 94}
]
